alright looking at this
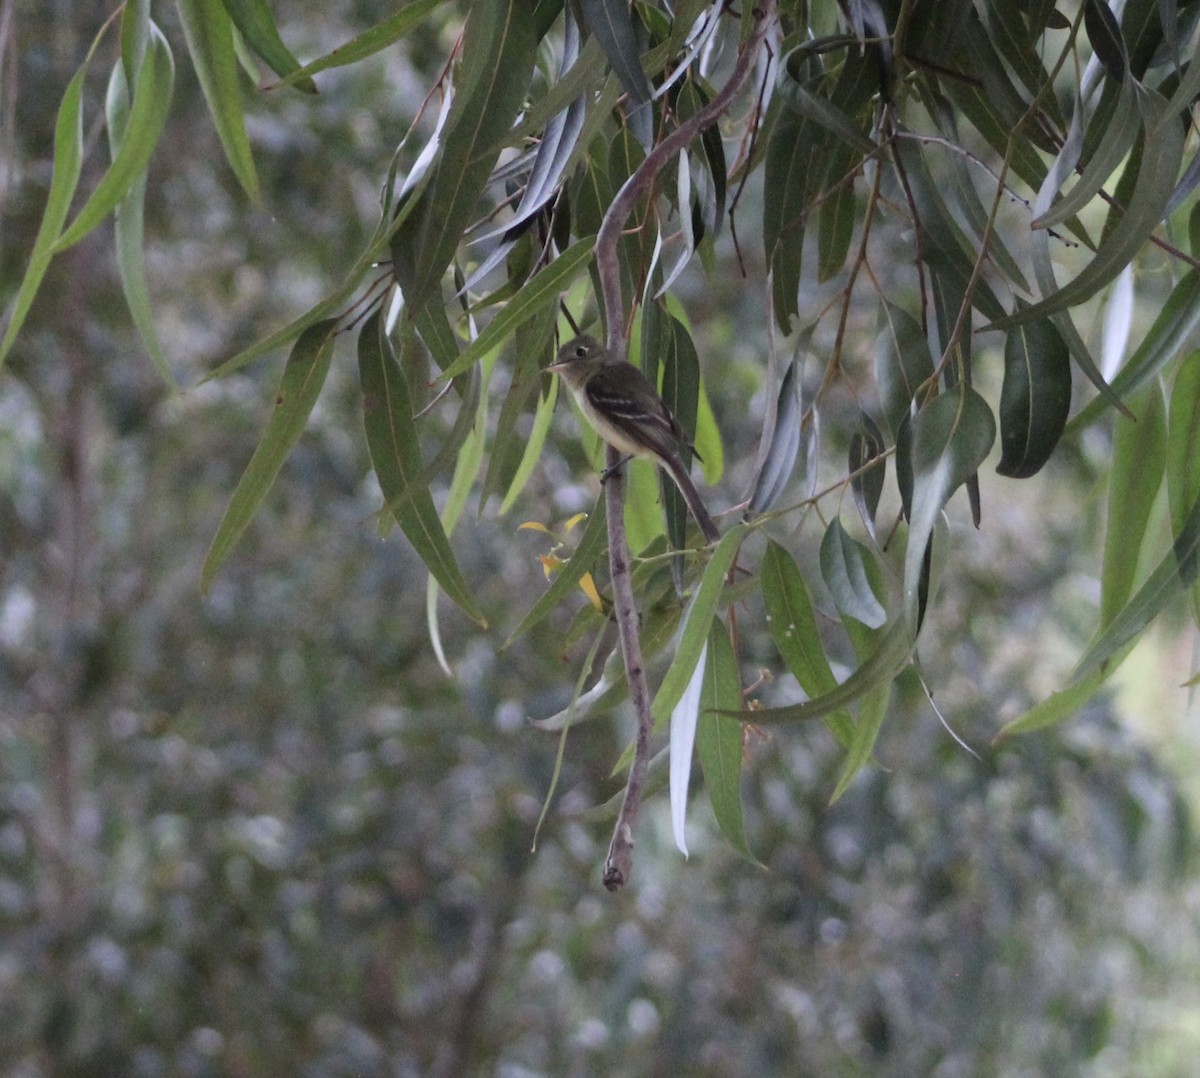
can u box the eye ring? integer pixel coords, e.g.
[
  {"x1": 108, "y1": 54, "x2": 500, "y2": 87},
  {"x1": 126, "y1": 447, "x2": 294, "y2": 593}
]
[{"x1": 574, "y1": 345, "x2": 588, "y2": 358}]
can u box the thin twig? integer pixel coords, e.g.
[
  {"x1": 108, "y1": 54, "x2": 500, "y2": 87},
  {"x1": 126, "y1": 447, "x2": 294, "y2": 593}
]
[{"x1": 595, "y1": 0, "x2": 776, "y2": 891}]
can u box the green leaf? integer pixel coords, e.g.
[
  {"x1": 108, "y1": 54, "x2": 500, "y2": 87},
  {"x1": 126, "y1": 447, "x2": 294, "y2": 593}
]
[
  {"x1": 904, "y1": 387, "x2": 996, "y2": 637},
  {"x1": 748, "y1": 354, "x2": 805, "y2": 514},
  {"x1": 1075, "y1": 495, "x2": 1200, "y2": 684},
  {"x1": 993, "y1": 660, "x2": 1126, "y2": 740},
  {"x1": 106, "y1": 56, "x2": 175, "y2": 387},
  {"x1": 849, "y1": 412, "x2": 886, "y2": 541},
  {"x1": 817, "y1": 161, "x2": 856, "y2": 282},
  {"x1": 1100, "y1": 383, "x2": 1166, "y2": 627},
  {"x1": 697, "y1": 623, "x2": 755, "y2": 859},
  {"x1": 54, "y1": 25, "x2": 174, "y2": 253},
  {"x1": 987, "y1": 88, "x2": 1186, "y2": 329},
  {"x1": 996, "y1": 315, "x2": 1071, "y2": 478},
  {"x1": 390, "y1": 0, "x2": 536, "y2": 311},
  {"x1": 220, "y1": 0, "x2": 317, "y2": 92},
  {"x1": 1068, "y1": 271, "x2": 1200, "y2": 432},
  {"x1": 874, "y1": 302, "x2": 934, "y2": 439},
  {"x1": 651, "y1": 524, "x2": 746, "y2": 725},
  {"x1": 357, "y1": 312, "x2": 487, "y2": 626},
  {"x1": 269, "y1": 0, "x2": 444, "y2": 89},
  {"x1": 659, "y1": 314, "x2": 702, "y2": 553},
  {"x1": 723, "y1": 619, "x2": 911, "y2": 724},
  {"x1": 761, "y1": 539, "x2": 853, "y2": 747},
  {"x1": 1167, "y1": 350, "x2": 1200, "y2": 623},
  {"x1": 577, "y1": 0, "x2": 652, "y2": 144},
  {"x1": 201, "y1": 319, "x2": 338, "y2": 592},
  {"x1": 176, "y1": 0, "x2": 261, "y2": 202},
  {"x1": 0, "y1": 57, "x2": 88, "y2": 370},
  {"x1": 828, "y1": 668, "x2": 891, "y2": 804},
  {"x1": 438, "y1": 237, "x2": 595, "y2": 380},
  {"x1": 820, "y1": 519, "x2": 887, "y2": 629}
]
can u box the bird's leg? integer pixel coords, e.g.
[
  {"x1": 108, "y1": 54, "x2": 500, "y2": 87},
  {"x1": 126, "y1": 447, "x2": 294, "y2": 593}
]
[{"x1": 600, "y1": 454, "x2": 633, "y2": 483}]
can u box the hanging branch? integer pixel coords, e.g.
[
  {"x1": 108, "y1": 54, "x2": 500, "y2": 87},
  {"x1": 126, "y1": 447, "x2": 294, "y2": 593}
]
[{"x1": 596, "y1": 0, "x2": 777, "y2": 891}]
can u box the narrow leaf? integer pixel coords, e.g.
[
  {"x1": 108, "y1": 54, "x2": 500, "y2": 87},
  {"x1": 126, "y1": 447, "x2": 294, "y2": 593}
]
[
  {"x1": 651, "y1": 524, "x2": 746, "y2": 724},
  {"x1": 1167, "y1": 349, "x2": 1200, "y2": 623},
  {"x1": 748, "y1": 355, "x2": 804, "y2": 514},
  {"x1": 670, "y1": 640, "x2": 707, "y2": 856},
  {"x1": 849, "y1": 412, "x2": 886, "y2": 539},
  {"x1": 54, "y1": 26, "x2": 175, "y2": 253},
  {"x1": 0, "y1": 59, "x2": 88, "y2": 369},
  {"x1": 438, "y1": 237, "x2": 595, "y2": 380},
  {"x1": 390, "y1": 0, "x2": 537, "y2": 310},
  {"x1": 1068, "y1": 270, "x2": 1200, "y2": 432},
  {"x1": 697, "y1": 623, "x2": 754, "y2": 858},
  {"x1": 358, "y1": 311, "x2": 487, "y2": 626},
  {"x1": 176, "y1": 0, "x2": 261, "y2": 202},
  {"x1": 201, "y1": 319, "x2": 338, "y2": 592},
  {"x1": 577, "y1": 0, "x2": 652, "y2": 144},
  {"x1": 220, "y1": 0, "x2": 317, "y2": 92},
  {"x1": 1100, "y1": 383, "x2": 1166, "y2": 626},
  {"x1": 270, "y1": 0, "x2": 443, "y2": 88},
  {"x1": 106, "y1": 56, "x2": 175, "y2": 386},
  {"x1": 996, "y1": 315, "x2": 1072, "y2": 478},
  {"x1": 828, "y1": 671, "x2": 891, "y2": 804},
  {"x1": 875, "y1": 302, "x2": 934, "y2": 439},
  {"x1": 721, "y1": 619, "x2": 911, "y2": 724},
  {"x1": 1076, "y1": 494, "x2": 1200, "y2": 683},
  {"x1": 820, "y1": 519, "x2": 887, "y2": 629},
  {"x1": 904, "y1": 387, "x2": 996, "y2": 637},
  {"x1": 761, "y1": 540, "x2": 853, "y2": 746}
]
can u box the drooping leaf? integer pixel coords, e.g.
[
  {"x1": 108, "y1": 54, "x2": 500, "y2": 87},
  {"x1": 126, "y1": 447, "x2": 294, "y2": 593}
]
[
  {"x1": 874, "y1": 302, "x2": 934, "y2": 439},
  {"x1": 828, "y1": 667, "x2": 891, "y2": 804},
  {"x1": 390, "y1": 0, "x2": 536, "y2": 311},
  {"x1": 1100, "y1": 383, "x2": 1166, "y2": 627},
  {"x1": 176, "y1": 0, "x2": 261, "y2": 202},
  {"x1": 670, "y1": 639, "x2": 707, "y2": 856},
  {"x1": 438, "y1": 237, "x2": 595, "y2": 380},
  {"x1": 849, "y1": 412, "x2": 886, "y2": 540},
  {"x1": 201, "y1": 320, "x2": 338, "y2": 592},
  {"x1": 1068, "y1": 270, "x2": 1200, "y2": 432},
  {"x1": 357, "y1": 311, "x2": 487, "y2": 626},
  {"x1": 1167, "y1": 349, "x2": 1200, "y2": 623},
  {"x1": 651, "y1": 525, "x2": 746, "y2": 724},
  {"x1": 722, "y1": 619, "x2": 911, "y2": 724},
  {"x1": 697, "y1": 622, "x2": 755, "y2": 859},
  {"x1": 1076, "y1": 494, "x2": 1200, "y2": 682},
  {"x1": 988, "y1": 88, "x2": 1186, "y2": 329},
  {"x1": 220, "y1": 0, "x2": 317, "y2": 92},
  {"x1": 1084, "y1": 0, "x2": 1128, "y2": 81},
  {"x1": 997, "y1": 315, "x2": 1072, "y2": 478},
  {"x1": 0, "y1": 55, "x2": 89, "y2": 370},
  {"x1": 577, "y1": 0, "x2": 653, "y2": 148},
  {"x1": 269, "y1": 0, "x2": 444, "y2": 88},
  {"x1": 54, "y1": 25, "x2": 175, "y2": 253},
  {"x1": 904, "y1": 386, "x2": 996, "y2": 637},
  {"x1": 106, "y1": 52, "x2": 175, "y2": 386},
  {"x1": 761, "y1": 540, "x2": 853, "y2": 747},
  {"x1": 820, "y1": 519, "x2": 888, "y2": 629},
  {"x1": 748, "y1": 354, "x2": 804, "y2": 514},
  {"x1": 659, "y1": 314, "x2": 702, "y2": 556}
]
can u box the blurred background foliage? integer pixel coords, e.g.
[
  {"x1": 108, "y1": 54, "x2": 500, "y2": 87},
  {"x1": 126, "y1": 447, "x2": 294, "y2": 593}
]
[{"x1": 2, "y1": 2, "x2": 1200, "y2": 1075}]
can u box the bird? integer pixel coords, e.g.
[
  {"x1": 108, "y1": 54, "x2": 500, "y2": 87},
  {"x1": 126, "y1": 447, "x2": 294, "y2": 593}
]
[{"x1": 547, "y1": 335, "x2": 720, "y2": 543}]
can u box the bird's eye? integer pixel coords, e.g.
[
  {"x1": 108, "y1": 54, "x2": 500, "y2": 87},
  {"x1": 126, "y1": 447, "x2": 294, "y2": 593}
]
[{"x1": 574, "y1": 345, "x2": 588, "y2": 358}]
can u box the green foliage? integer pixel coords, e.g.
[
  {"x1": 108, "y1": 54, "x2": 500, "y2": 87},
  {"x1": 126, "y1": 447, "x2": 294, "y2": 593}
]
[{"x1": 6, "y1": 0, "x2": 1200, "y2": 875}]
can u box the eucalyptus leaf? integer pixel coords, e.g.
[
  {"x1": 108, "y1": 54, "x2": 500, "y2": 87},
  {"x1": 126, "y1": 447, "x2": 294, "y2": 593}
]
[
  {"x1": 904, "y1": 387, "x2": 996, "y2": 638},
  {"x1": 997, "y1": 315, "x2": 1072, "y2": 478},
  {"x1": 201, "y1": 320, "x2": 338, "y2": 592},
  {"x1": 820, "y1": 519, "x2": 888, "y2": 629}
]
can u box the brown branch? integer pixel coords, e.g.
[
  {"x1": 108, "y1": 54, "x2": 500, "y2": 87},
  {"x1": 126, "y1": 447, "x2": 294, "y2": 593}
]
[{"x1": 595, "y1": 1, "x2": 776, "y2": 890}]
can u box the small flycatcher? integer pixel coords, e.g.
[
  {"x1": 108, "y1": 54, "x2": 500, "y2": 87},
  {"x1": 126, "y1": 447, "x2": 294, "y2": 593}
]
[{"x1": 548, "y1": 335, "x2": 720, "y2": 543}]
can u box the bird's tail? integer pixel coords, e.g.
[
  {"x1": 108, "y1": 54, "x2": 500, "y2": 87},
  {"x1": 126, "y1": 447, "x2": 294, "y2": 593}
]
[{"x1": 663, "y1": 455, "x2": 720, "y2": 544}]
